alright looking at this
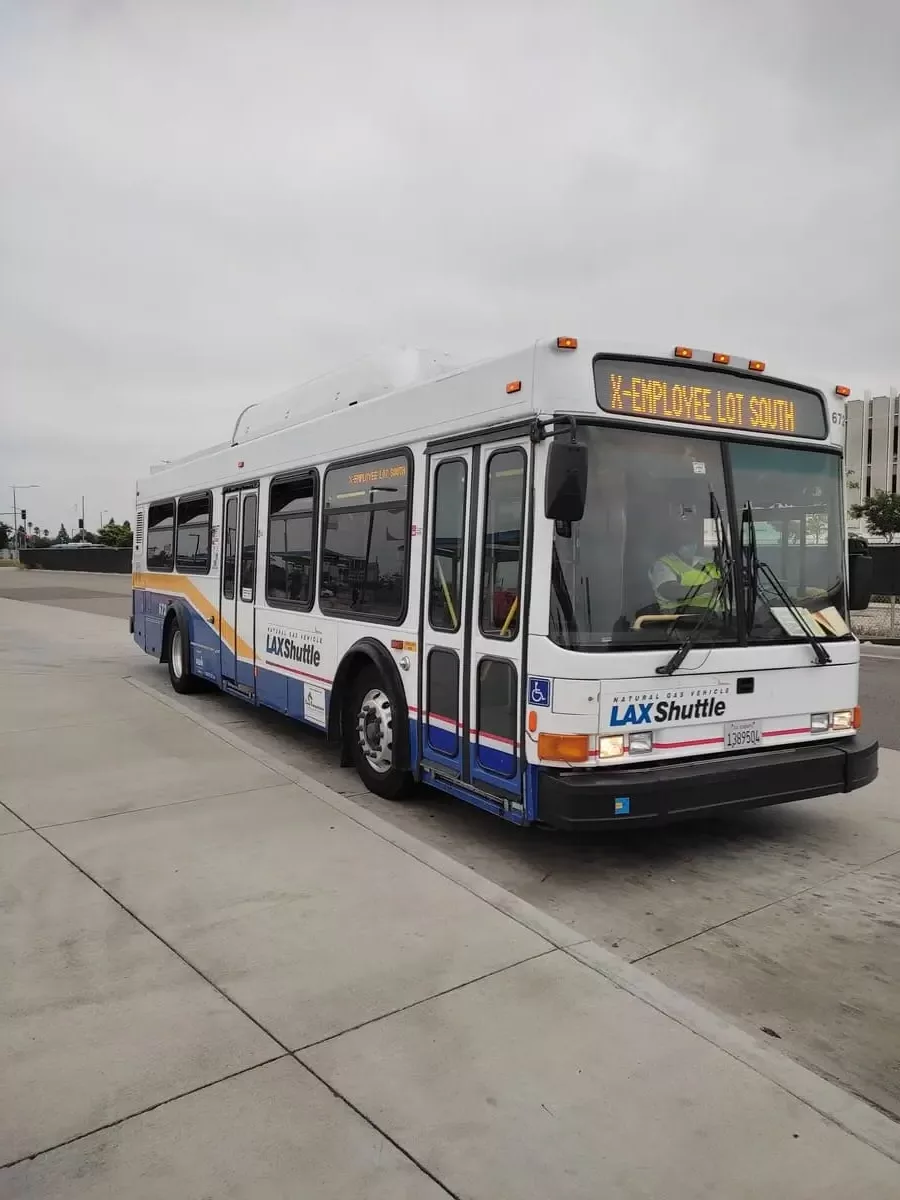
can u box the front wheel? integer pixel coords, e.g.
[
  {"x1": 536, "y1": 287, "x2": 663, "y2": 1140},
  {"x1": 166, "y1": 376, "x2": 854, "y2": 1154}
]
[
  {"x1": 346, "y1": 667, "x2": 413, "y2": 800},
  {"x1": 166, "y1": 619, "x2": 201, "y2": 695}
]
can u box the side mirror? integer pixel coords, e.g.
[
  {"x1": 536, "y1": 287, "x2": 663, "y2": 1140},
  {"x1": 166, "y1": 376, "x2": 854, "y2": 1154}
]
[
  {"x1": 848, "y1": 547, "x2": 873, "y2": 612},
  {"x1": 545, "y1": 439, "x2": 587, "y2": 523}
]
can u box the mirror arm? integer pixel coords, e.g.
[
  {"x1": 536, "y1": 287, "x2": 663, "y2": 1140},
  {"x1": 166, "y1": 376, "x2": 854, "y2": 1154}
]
[{"x1": 531, "y1": 416, "x2": 577, "y2": 444}]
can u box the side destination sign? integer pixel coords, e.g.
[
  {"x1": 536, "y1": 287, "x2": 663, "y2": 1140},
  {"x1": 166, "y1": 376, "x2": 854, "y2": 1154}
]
[{"x1": 594, "y1": 359, "x2": 828, "y2": 439}]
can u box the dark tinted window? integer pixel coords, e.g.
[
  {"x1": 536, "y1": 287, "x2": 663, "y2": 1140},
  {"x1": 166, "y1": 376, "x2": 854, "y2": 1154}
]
[
  {"x1": 267, "y1": 475, "x2": 316, "y2": 607},
  {"x1": 146, "y1": 501, "x2": 174, "y2": 572},
  {"x1": 223, "y1": 496, "x2": 238, "y2": 600},
  {"x1": 240, "y1": 494, "x2": 258, "y2": 599},
  {"x1": 480, "y1": 449, "x2": 526, "y2": 638},
  {"x1": 427, "y1": 649, "x2": 459, "y2": 755},
  {"x1": 320, "y1": 454, "x2": 410, "y2": 621},
  {"x1": 477, "y1": 658, "x2": 517, "y2": 777},
  {"x1": 429, "y1": 459, "x2": 467, "y2": 631},
  {"x1": 176, "y1": 494, "x2": 211, "y2": 572}
]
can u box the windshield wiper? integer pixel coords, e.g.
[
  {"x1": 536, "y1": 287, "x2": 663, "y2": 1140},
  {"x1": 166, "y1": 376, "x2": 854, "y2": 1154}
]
[
  {"x1": 741, "y1": 502, "x2": 831, "y2": 666},
  {"x1": 657, "y1": 490, "x2": 733, "y2": 676}
]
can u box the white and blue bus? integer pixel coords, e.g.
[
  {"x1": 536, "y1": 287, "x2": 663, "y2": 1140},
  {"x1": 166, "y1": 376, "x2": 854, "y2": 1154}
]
[{"x1": 132, "y1": 339, "x2": 878, "y2": 828}]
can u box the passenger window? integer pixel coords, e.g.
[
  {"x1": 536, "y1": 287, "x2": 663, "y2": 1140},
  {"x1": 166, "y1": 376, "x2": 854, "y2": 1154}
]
[
  {"x1": 477, "y1": 658, "x2": 518, "y2": 777},
  {"x1": 146, "y1": 501, "x2": 175, "y2": 572},
  {"x1": 429, "y1": 459, "x2": 467, "y2": 632},
  {"x1": 427, "y1": 649, "x2": 460, "y2": 756},
  {"x1": 268, "y1": 475, "x2": 316, "y2": 607},
  {"x1": 222, "y1": 497, "x2": 238, "y2": 600},
  {"x1": 175, "y1": 493, "x2": 211, "y2": 573},
  {"x1": 480, "y1": 449, "x2": 526, "y2": 638},
  {"x1": 240, "y1": 494, "x2": 258, "y2": 599},
  {"x1": 320, "y1": 454, "x2": 411, "y2": 621}
]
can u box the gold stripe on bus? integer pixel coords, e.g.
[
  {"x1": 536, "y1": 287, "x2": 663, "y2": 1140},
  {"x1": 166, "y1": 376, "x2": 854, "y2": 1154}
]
[{"x1": 132, "y1": 572, "x2": 254, "y2": 661}]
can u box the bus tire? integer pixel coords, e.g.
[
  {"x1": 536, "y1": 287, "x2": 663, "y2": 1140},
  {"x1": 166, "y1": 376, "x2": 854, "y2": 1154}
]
[
  {"x1": 166, "y1": 616, "x2": 201, "y2": 695},
  {"x1": 346, "y1": 665, "x2": 413, "y2": 800}
]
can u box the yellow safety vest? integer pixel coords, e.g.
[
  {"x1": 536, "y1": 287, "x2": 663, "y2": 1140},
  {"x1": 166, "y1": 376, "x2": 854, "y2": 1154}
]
[{"x1": 655, "y1": 554, "x2": 721, "y2": 612}]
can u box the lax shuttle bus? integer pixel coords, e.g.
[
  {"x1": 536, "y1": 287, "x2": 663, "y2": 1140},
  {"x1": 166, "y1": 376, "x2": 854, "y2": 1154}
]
[{"x1": 132, "y1": 338, "x2": 878, "y2": 828}]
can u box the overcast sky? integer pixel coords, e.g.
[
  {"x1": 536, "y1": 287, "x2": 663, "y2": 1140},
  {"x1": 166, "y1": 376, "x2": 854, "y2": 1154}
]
[{"x1": 2, "y1": 0, "x2": 898, "y2": 534}]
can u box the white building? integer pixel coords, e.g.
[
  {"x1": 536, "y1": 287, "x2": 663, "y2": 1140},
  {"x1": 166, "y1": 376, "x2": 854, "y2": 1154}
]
[{"x1": 845, "y1": 389, "x2": 900, "y2": 535}]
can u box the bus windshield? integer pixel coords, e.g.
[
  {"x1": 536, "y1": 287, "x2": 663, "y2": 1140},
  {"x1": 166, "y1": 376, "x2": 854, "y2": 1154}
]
[{"x1": 549, "y1": 424, "x2": 848, "y2": 650}]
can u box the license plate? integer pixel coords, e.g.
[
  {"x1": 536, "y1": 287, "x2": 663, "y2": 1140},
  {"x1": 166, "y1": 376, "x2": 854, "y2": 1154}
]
[{"x1": 725, "y1": 719, "x2": 762, "y2": 750}]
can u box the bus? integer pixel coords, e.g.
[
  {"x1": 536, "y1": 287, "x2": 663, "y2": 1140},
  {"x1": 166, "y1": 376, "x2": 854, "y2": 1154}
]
[{"x1": 131, "y1": 338, "x2": 879, "y2": 828}]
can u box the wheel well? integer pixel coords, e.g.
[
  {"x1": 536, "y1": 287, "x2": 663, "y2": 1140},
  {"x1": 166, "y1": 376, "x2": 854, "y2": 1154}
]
[
  {"x1": 329, "y1": 641, "x2": 410, "y2": 769},
  {"x1": 160, "y1": 607, "x2": 178, "y2": 663}
]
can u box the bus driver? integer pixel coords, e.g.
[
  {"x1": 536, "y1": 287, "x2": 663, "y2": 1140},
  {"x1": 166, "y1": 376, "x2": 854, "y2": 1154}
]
[{"x1": 649, "y1": 507, "x2": 722, "y2": 613}]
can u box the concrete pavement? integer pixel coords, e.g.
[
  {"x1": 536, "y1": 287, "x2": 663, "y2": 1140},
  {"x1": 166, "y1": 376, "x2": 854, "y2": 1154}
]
[{"x1": 2, "y1": 599, "x2": 900, "y2": 1197}]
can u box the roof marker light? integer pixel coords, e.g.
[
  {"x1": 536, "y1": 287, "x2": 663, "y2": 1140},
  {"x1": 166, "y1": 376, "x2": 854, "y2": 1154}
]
[
  {"x1": 506, "y1": 380, "x2": 522, "y2": 393},
  {"x1": 712, "y1": 352, "x2": 731, "y2": 365},
  {"x1": 835, "y1": 385, "x2": 851, "y2": 398},
  {"x1": 748, "y1": 359, "x2": 766, "y2": 372},
  {"x1": 556, "y1": 336, "x2": 578, "y2": 350},
  {"x1": 674, "y1": 346, "x2": 693, "y2": 358}
]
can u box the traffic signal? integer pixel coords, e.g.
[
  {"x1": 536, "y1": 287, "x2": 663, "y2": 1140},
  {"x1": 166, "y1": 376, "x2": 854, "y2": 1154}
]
[
  {"x1": 21, "y1": 510, "x2": 26, "y2": 521},
  {"x1": 78, "y1": 518, "x2": 84, "y2": 530}
]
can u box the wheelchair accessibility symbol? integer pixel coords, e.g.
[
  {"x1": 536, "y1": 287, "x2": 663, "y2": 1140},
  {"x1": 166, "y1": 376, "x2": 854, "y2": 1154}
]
[{"x1": 528, "y1": 677, "x2": 551, "y2": 707}]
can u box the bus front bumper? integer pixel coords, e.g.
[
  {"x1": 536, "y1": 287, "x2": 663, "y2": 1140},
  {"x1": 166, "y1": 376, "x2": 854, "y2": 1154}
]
[{"x1": 536, "y1": 734, "x2": 879, "y2": 831}]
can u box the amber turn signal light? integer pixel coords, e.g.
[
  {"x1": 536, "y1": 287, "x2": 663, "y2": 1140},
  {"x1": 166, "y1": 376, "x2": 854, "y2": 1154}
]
[{"x1": 537, "y1": 733, "x2": 589, "y2": 762}]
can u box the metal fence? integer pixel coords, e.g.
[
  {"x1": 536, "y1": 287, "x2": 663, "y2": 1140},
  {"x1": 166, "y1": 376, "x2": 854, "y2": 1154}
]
[
  {"x1": 19, "y1": 547, "x2": 132, "y2": 573},
  {"x1": 851, "y1": 545, "x2": 900, "y2": 639}
]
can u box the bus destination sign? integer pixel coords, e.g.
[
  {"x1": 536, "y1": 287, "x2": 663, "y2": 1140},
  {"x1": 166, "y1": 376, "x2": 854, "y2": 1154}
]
[{"x1": 594, "y1": 360, "x2": 827, "y2": 439}]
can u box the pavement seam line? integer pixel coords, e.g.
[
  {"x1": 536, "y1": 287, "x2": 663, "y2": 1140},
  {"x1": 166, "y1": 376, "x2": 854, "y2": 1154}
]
[
  {"x1": 282, "y1": 1056, "x2": 462, "y2": 1200},
  {"x1": 124, "y1": 673, "x2": 900, "y2": 1166},
  {"x1": 12, "y1": 803, "x2": 479, "y2": 1195},
  {"x1": 28, "y1": 779, "x2": 288, "y2": 831},
  {"x1": 631, "y1": 848, "x2": 900, "y2": 965},
  {"x1": 124, "y1": 678, "x2": 580, "y2": 949},
  {"x1": 0, "y1": 1056, "x2": 290, "y2": 1171},
  {"x1": 561, "y1": 941, "x2": 900, "y2": 1163},
  {"x1": 293, "y1": 947, "x2": 558, "y2": 1054},
  {"x1": 0, "y1": 713, "x2": 146, "y2": 738}
]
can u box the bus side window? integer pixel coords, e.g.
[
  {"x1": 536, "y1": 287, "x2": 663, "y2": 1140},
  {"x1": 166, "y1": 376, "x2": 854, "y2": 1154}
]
[
  {"x1": 222, "y1": 497, "x2": 238, "y2": 600},
  {"x1": 267, "y1": 474, "x2": 316, "y2": 608},
  {"x1": 480, "y1": 449, "x2": 526, "y2": 639},
  {"x1": 146, "y1": 500, "x2": 175, "y2": 572},
  {"x1": 240, "y1": 494, "x2": 258, "y2": 598},
  {"x1": 176, "y1": 493, "x2": 212, "y2": 574},
  {"x1": 429, "y1": 459, "x2": 467, "y2": 632}
]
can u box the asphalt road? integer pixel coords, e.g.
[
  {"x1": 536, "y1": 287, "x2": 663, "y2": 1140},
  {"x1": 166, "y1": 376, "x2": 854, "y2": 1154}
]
[
  {"x1": 2, "y1": 568, "x2": 899, "y2": 1120},
  {"x1": 858, "y1": 647, "x2": 900, "y2": 752}
]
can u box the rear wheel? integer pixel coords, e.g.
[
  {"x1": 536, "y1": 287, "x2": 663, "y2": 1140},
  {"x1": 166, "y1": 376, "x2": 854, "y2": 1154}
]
[
  {"x1": 347, "y1": 666, "x2": 413, "y2": 800},
  {"x1": 166, "y1": 619, "x2": 201, "y2": 694}
]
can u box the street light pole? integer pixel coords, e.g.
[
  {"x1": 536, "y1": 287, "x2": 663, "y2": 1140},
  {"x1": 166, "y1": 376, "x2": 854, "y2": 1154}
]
[{"x1": 10, "y1": 484, "x2": 39, "y2": 560}]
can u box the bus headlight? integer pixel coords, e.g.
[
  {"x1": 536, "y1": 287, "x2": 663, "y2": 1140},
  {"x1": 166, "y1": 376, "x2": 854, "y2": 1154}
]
[
  {"x1": 811, "y1": 713, "x2": 830, "y2": 733},
  {"x1": 831, "y1": 709, "x2": 856, "y2": 731},
  {"x1": 628, "y1": 732, "x2": 653, "y2": 754},
  {"x1": 598, "y1": 735, "x2": 626, "y2": 759}
]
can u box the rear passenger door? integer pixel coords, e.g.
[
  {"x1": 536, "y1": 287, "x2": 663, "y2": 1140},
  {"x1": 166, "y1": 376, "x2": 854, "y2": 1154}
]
[
  {"x1": 220, "y1": 486, "x2": 258, "y2": 694},
  {"x1": 420, "y1": 438, "x2": 530, "y2": 814}
]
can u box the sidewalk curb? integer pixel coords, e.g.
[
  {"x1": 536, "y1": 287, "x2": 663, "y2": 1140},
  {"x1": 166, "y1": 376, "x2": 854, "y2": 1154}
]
[{"x1": 128, "y1": 675, "x2": 900, "y2": 1166}]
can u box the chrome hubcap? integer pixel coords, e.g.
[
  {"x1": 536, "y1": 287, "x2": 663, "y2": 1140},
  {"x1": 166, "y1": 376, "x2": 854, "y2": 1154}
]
[
  {"x1": 357, "y1": 687, "x2": 393, "y2": 774},
  {"x1": 171, "y1": 629, "x2": 184, "y2": 678}
]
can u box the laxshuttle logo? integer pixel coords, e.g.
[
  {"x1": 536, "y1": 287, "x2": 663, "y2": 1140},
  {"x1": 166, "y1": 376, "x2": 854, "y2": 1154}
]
[
  {"x1": 265, "y1": 625, "x2": 323, "y2": 668},
  {"x1": 607, "y1": 683, "x2": 731, "y2": 729}
]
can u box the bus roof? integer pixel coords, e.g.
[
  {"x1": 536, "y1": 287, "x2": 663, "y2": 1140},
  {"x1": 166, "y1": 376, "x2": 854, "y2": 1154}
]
[{"x1": 137, "y1": 339, "x2": 845, "y2": 503}]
